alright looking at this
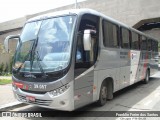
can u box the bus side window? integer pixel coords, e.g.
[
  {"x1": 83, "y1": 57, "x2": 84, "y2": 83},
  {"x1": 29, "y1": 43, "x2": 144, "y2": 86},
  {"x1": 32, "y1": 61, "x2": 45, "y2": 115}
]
[
  {"x1": 141, "y1": 36, "x2": 147, "y2": 50},
  {"x1": 148, "y1": 39, "x2": 152, "y2": 51},
  {"x1": 131, "y1": 32, "x2": 139, "y2": 50},
  {"x1": 155, "y1": 41, "x2": 158, "y2": 52},
  {"x1": 75, "y1": 32, "x2": 97, "y2": 77},
  {"x1": 75, "y1": 14, "x2": 99, "y2": 77},
  {"x1": 138, "y1": 35, "x2": 141, "y2": 50},
  {"x1": 103, "y1": 20, "x2": 119, "y2": 48},
  {"x1": 152, "y1": 40, "x2": 155, "y2": 52},
  {"x1": 76, "y1": 34, "x2": 83, "y2": 63},
  {"x1": 152, "y1": 40, "x2": 158, "y2": 52},
  {"x1": 121, "y1": 27, "x2": 130, "y2": 49}
]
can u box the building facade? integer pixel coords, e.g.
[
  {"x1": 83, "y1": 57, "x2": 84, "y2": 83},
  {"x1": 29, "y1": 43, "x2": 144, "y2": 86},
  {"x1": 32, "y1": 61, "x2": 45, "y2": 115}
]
[{"x1": 0, "y1": 0, "x2": 160, "y2": 64}]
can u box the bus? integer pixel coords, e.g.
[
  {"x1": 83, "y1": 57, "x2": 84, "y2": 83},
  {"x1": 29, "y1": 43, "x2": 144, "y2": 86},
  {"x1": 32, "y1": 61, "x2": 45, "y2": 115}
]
[{"x1": 4, "y1": 9, "x2": 159, "y2": 111}]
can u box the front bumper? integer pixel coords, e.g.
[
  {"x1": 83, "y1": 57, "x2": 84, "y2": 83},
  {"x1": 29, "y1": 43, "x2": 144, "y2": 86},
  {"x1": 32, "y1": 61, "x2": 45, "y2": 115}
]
[{"x1": 12, "y1": 81, "x2": 74, "y2": 111}]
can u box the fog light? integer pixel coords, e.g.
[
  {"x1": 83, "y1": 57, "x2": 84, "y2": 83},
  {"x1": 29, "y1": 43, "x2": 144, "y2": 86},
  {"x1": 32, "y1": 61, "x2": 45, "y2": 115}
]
[
  {"x1": 12, "y1": 83, "x2": 18, "y2": 90},
  {"x1": 60, "y1": 101, "x2": 65, "y2": 105}
]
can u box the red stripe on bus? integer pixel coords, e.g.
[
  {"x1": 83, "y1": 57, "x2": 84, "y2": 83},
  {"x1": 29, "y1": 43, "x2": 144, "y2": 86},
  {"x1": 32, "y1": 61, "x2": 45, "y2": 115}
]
[
  {"x1": 13, "y1": 82, "x2": 24, "y2": 89},
  {"x1": 142, "y1": 53, "x2": 148, "y2": 79}
]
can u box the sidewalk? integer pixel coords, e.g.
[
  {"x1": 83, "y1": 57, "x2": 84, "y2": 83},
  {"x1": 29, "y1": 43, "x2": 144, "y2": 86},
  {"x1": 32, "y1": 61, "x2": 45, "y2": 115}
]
[{"x1": 0, "y1": 84, "x2": 18, "y2": 108}]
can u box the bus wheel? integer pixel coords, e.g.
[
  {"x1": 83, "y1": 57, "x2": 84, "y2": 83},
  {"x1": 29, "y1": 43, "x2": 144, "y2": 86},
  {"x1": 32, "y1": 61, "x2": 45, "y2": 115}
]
[
  {"x1": 143, "y1": 70, "x2": 150, "y2": 84},
  {"x1": 97, "y1": 81, "x2": 107, "y2": 106}
]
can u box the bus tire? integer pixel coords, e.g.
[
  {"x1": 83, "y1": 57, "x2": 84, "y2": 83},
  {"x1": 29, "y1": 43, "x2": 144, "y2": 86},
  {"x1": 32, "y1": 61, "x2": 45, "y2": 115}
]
[
  {"x1": 97, "y1": 81, "x2": 107, "y2": 106},
  {"x1": 143, "y1": 69, "x2": 150, "y2": 84}
]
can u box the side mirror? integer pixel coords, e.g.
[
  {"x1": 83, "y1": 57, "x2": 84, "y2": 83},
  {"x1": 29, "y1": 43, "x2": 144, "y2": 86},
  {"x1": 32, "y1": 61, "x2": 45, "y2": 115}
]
[
  {"x1": 83, "y1": 29, "x2": 96, "y2": 51},
  {"x1": 4, "y1": 35, "x2": 20, "y2": 53}
]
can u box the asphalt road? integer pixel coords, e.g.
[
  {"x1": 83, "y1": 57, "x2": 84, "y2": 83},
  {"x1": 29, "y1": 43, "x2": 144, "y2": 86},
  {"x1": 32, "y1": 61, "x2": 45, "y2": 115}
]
[{"x1": 2, "y1": 72, "x2": 160, "y2": 120}]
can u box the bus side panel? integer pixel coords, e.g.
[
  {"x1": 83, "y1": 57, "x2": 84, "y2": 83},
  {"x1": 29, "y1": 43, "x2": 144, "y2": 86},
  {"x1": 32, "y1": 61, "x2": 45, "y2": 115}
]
[
  {"x1": 135, "y1": 50, "x2": 158, "y2": 82},
  {"x1": 130, "y1": 50, "x2": 141, "y2": 84},
  {"x1": 74, "y1": 67, "x2": 94, "y2": 109},
  {"x1": 150, "y1": 51, "x2": 159, "y2": 76},
  {"x1": 119, "y1": 49, "x2": 131, "y2": 89},
  {"x1": 138, "y1": 51, "x2": 149, "y2": 80},
  {"x1": 95, "y1": 48, "x2": 121, "y2": 93}
]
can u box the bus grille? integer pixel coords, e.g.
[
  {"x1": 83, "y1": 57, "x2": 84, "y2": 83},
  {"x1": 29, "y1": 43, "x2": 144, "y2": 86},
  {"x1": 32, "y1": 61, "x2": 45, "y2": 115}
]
[
  {"x1": 20, "y1": 89, "x2": 46, "y2": 94},
  {"x1": 17, "y1": 94, "x2": 52, "y2": 106}
]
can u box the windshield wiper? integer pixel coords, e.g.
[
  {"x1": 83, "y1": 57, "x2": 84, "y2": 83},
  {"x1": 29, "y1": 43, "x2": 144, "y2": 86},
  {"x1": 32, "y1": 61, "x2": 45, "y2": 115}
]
[
  {"x1": 35, "y1": 51, "x2": 48, "y2": 78},
  {"x1": 16, "y1": 50, "x2": 48, "y2": 78},
  {"x1": 29, "y1": 38, "x2": 47, "y2": 78},
  {"x1": 16, "y1": 38, "x2": 36, "y2": 73},
  {"x1": 16, "y1": 50, "x2": 32, "y2": 73},
  {"x1": 30, "y1": 37, "x2": 39, "y2": 72}
]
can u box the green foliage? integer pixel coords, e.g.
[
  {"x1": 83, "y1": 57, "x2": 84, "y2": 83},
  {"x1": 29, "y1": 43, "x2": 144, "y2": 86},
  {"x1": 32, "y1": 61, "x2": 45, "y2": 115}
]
[
  {"x1": 0, "y1": 42, "x2": 13, "y2": 76},
  {"x1": 158, "y1": 42, "x2": 160, "y2": 52},
  {"x1": 4, "y1": 64, "x2": 8, "y2": 73},
  {"x1": 0, "y1": 79, "x2": 12, "y2": 85},
  {"x1": 0, "y1": 58, "x2": 13, "y2": 76},
  {"x1": 9, "y1": 56, "x2": 13, "y2": 74},
  {"x1": 0, "y1": 63, "x2": 4, "y2": 75}
]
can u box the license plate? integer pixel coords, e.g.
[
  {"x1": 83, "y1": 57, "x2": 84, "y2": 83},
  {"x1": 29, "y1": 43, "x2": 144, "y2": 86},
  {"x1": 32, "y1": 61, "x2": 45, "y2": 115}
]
[{"x1": 26, "y1": 96, "x2": 35, "y2": 102}]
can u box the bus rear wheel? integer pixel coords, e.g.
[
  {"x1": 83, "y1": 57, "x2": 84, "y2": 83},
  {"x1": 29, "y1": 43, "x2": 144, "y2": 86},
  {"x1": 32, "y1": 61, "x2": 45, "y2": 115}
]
[
  {"x1": 97, "y1": 81, "x2": 107, "y2": 106},
  {"x1": 143, "y1": 70, "x2": 150, "y2": 84}
]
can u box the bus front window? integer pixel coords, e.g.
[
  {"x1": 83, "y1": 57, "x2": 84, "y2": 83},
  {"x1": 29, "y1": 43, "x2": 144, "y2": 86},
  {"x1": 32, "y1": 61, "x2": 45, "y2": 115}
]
[{"x1": 14, "y1": 15, "x2": 76, "y2": 73}]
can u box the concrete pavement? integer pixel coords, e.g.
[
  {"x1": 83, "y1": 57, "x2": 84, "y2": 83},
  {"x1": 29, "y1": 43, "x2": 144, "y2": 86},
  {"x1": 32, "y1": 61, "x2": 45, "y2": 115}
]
[
  {"x1": 0, "y1": 84, "x2": 26, "y2": 111},
  {"x1": 0, "y1": 72, "x2": 160, "y2": 119},
  {"x1": 1, "y1": 72, "x2": 159, "y2": 120},
  {"x1": 0, "y1": 84, "x2": 17, "y2": 107}
]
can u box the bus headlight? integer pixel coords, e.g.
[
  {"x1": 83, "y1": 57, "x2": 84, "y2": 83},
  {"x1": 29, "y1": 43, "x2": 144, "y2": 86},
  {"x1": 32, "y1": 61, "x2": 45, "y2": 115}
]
[
  {"x1": 12, "y1": 83, "x2": 18, "y2": 90},
  {"x1": 48, "y1": 84, "x2": 70, "y2": 97}
]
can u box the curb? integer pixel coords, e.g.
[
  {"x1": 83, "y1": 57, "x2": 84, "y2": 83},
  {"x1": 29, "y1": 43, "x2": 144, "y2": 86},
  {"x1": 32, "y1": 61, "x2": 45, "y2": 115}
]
[{"x1": 0, "y1": 101, "x2": 27, "y2": 111}]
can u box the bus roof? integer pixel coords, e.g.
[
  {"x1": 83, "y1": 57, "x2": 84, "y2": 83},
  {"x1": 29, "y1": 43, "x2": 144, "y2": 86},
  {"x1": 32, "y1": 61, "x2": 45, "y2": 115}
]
[
  {"x1": 27, "y1": 8, "x2": 158, "y2": 41},
  {"x1": 27, "y1": 8, "x2": 125, "y2": 25},
  {"x1": 27, "y1": 9, "x2": 99, "y2": 22},
  {"x1": 27, "y1": 9, "x2": 128, "y2": 29}
]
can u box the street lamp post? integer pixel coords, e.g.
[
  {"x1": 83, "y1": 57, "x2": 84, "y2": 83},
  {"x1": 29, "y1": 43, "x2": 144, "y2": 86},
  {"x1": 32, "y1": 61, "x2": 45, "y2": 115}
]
[{"x1": 75, "y1": 0, "x2": 77, "y2": 9}]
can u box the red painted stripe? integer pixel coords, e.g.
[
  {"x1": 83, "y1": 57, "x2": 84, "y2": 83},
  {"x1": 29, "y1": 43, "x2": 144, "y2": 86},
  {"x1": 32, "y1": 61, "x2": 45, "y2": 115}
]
[
  {"x1": 13, "y1": 82, "x2": 24, "y2": 89},
  {"x1": 26, "y1": 85, "x2": 29, "y2": 90},
  {"x1": 142, "y1": 52, "x2": 148, "y2": 79}
]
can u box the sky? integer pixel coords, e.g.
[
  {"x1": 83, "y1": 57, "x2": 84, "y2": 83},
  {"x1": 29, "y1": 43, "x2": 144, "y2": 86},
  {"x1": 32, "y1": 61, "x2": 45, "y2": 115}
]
[{"x1": 0, "y1": 0, "x2": 86, "y2": 23}]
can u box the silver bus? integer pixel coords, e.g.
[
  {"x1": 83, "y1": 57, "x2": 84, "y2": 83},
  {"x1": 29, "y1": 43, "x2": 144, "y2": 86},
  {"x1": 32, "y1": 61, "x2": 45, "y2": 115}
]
[{"x1": 4, "y1": 9, "x2": 159, "y2": 111}]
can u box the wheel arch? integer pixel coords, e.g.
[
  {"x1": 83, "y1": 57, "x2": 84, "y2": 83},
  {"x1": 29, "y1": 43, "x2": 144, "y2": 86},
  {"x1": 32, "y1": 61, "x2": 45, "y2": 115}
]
[
  {"x1": 100, "y1": 77, "x2": 114, "y2": 100},
  {"x1": 147, "y1": 67, "x2": 150, "y2": 75}
]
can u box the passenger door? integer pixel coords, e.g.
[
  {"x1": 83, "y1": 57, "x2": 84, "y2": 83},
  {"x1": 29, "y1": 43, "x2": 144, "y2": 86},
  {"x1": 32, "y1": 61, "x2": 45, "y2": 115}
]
[{"x1": 74, "y1": 14, "x2": 99, "y2": 109}]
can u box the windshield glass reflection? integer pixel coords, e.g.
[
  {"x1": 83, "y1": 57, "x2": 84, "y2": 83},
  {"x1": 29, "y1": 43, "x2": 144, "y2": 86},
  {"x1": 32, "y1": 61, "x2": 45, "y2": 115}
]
[{"x1": 14, "y1": 15, "x2": 76, "y2": 73}]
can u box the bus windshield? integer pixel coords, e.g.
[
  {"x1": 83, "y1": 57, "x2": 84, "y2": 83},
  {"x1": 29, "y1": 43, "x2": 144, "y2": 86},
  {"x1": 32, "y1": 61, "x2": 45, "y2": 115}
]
[{"x1": 14, "y1": 15, "x2": 76, "y2": 73}]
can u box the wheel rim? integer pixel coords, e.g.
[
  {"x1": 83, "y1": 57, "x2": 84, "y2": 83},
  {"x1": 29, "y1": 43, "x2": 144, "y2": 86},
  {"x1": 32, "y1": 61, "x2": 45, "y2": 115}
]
[
  {"x1": 101, "y1": 86, "x2": 107, "y2": 101},
  {"x1": 146, "y1": 71, "x2": 149, "y2": 81}
]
